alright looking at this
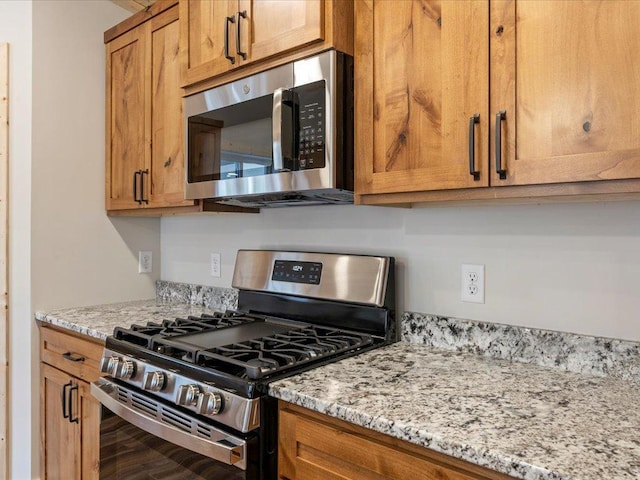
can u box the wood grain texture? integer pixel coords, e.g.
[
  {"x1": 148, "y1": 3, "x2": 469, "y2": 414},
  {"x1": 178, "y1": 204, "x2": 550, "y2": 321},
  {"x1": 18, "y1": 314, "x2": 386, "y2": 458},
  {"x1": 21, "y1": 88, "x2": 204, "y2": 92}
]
[
  {"x1": 41, "y1": 363, "x2": 81, "y2": 480},
  {"x1": 181, "y1": 0, "x2": 351, "y2": 91},
  {"x1": 279, "y1": 402, "x2": 515, "y2": 480},
  {"x1": 149, "y1": 7, "x2": 196, "y2": 208},
  {"x1": 355, "y1": 0, "x2": 489, "y2": 196},
  {"x1": 40, "y1": 326, "x2": 104, "y2": 384},
  {"x1": 0, "y1": 42, "x2": 7, "y2": 480},
  {"x1": 179, "y1": 0, "x2": 236, "y2": 87},
  {"x1": 242, "y1": 0, "x2": 323, "y2": 63},
  {"x1": 106, "y1": 25, "x2": 148, "y2": 210},
  {"x1": 490, "y1": 0, "x2": 640, "y2": 186},
  {"x1": 105, "y1": 0, "x2": 176, "y2": 43},
  {"x1": 40, "y1": 327, "x2": 103, "y2": 480}
]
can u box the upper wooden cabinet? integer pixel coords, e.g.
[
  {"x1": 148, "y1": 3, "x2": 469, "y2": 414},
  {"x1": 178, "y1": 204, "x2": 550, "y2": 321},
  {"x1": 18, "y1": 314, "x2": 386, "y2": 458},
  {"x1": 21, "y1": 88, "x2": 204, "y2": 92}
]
[
  {"x1": 179, "y1": 0, "x2": 353, "y2": 89},
  {"x1": 106, "y1": 4, "x2": 199, "y2": 214},
  {"x1": 355, "y1": 0, "x2": 640, "y2": 205}
]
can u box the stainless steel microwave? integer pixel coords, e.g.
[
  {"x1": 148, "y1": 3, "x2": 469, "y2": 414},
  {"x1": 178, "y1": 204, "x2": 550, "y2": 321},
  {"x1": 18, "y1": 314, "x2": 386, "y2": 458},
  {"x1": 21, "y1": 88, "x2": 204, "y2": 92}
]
[{"x1": 184, "y1": 50, "x2": 354, "y2": 208}]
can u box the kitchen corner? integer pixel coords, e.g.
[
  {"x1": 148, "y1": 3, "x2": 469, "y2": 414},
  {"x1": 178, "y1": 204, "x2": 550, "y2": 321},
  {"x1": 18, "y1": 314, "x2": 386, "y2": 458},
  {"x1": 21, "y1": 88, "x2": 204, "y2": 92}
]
[{"x1": 36, "y1": 280, "x2": 640, "y2": 480}]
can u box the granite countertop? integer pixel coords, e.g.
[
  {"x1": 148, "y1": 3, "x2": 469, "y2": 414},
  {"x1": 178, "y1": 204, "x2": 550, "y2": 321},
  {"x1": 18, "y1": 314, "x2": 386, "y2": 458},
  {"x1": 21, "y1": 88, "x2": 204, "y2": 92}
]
[
  {"x1": 269, "y1": 342, "x2": 640, "y2": 480},
  {"x1": 35, "y1": 299, "x2": 217, "y2": 340},
  {"x1": 34, "y1": 292, "x2": 640, "y2": 480}
]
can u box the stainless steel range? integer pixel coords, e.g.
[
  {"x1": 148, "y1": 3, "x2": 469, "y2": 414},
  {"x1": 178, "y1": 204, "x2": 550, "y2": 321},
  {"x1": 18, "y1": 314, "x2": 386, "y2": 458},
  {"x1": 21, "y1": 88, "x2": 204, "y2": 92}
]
[{"x1": 91, "y1": 250, "x2": 395, "y2": 479}]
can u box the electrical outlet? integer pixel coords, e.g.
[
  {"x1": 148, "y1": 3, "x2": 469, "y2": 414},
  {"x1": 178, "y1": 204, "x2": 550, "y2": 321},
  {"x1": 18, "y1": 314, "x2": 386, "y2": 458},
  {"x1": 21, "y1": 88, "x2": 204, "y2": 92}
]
[
  {"x1": 138, "y1": 251, "x2": 152, "y2": 274},
  {"x1": 461, "y1": 264, "x2": 484, "y2": 303},
  {"x1": 210, "y1": 253, "x2": 221, "y2": 278}
]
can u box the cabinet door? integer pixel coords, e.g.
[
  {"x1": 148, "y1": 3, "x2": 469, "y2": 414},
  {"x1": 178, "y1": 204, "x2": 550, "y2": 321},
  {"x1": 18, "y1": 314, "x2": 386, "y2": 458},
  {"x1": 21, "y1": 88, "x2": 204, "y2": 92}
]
[
  {"x1": 79, "y1": 380, "x2": 101, "y2": 480},
  {"x1": 279, "y1": 405, "x2": 482, "y2": 480},
  {"x1": 490, "y1": 0, "x2": 640, "y2": 186},
  {"x1": 238, "y1": 0, "x2": 323, "y2": 64},
  {"x1": 106, "y1": 24, "x2": 148, "y2": 211},
  {"x1": 180, "y1": 0, "x2": 237, "y2": 87},
  {"x1": 355, "y1": 0, "x2": 489, "y2": 198},
  {"x1": 41, "y1": 363, "x2": 81, "y2": 480},
  {"x1": 148, "y1": 7, "x2": 196, "y2": 208}
]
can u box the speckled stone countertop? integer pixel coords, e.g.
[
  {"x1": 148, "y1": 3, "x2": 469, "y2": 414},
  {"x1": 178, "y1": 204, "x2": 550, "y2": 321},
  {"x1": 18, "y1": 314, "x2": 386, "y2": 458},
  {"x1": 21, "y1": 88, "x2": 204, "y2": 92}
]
[
  {"x1": 35, "y1": 299, "x2": 218, "y2": 340},
  {"x1": 269, "y1": 343, "x2": 640, "y2": 480},
  {"x1": 35, "y1": 282, "x2": 640, "y2": 480}
]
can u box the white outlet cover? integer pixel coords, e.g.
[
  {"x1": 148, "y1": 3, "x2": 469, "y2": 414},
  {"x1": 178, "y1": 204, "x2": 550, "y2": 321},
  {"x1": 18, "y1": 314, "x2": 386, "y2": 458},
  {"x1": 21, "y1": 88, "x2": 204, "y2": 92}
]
[
  {"x1": 138, "y1": 251, "x2": 152, "y2": 274},
  {"x1": 211, "y1": 253, "x2": 221, "y2": 278},
  {"x1": 461, "y1": 264, "x2": 485, "y2": 303}
]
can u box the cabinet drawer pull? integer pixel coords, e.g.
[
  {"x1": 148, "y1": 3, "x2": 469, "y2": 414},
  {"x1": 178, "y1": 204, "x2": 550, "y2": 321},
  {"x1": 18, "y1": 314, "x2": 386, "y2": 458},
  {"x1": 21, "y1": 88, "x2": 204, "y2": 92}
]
[
  {"x1": 61, "y1": 381, "x2": 72, "y2": 419},
  {"x1": 62, "y1": 351, "x2": 85, "y2": 363},
  {"x1": 236, "y1": 11, "x2": 247, "y2": 59},
  {"x1": 468, "y1": 113, "x2": 480, "y2": 180},
  {"x1": 140, "y1": 169, "x2": 149, "y2": 204},
  {"x1": 495, "y1": 110, "x2": 507, "y2": 179},
  {"x1": 133, "y1": 170, "x2": 142, "y2": 203},
  {"x1": 225, "y1": 15, "x2": 236, "y2": 64},
  {"x1": 69, "y1": 384, "x2": 79, "y2": 424}
]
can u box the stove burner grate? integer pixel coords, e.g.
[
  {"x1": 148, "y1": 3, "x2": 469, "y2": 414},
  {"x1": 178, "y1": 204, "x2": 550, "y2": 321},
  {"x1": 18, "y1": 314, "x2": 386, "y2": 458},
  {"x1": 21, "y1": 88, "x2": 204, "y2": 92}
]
[{"x1": 196, "y1": 326, "x2": 373, "y2": 379}]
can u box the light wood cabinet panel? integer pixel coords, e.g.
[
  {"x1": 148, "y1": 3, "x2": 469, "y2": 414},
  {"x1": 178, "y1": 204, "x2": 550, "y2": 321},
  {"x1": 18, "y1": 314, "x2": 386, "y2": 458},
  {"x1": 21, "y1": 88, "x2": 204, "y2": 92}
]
[
  {"x1": 240, "y1": 0, "x2": 323, "y2": 63},
  {"x1": 148, "y1": 8, "x2": 195, "y2": 208},
  {"x1": 179, "y1": 0, "x2": 237, "y2": 86},
  {"x1": 356, "y1": 0, "x2": 640, "y2": 205},
  {"x1": 180, "y1": 0, "x2": 353, "y2": 91},
  {"x1": 106, "y1": 25, "x2": 147, "y2": 211},
  {"x1": 40, "y1": 365, "x2": 101, "y2": 480},
  {"x1": 40, "y1": 326, "x2": 103, "y2": 480},
  {"x1": 278, "y1": 402, "x2": 514, "y2": 480},
  {"x1": 490, "y1": 0, "x2": 640, "y2": 187},
  {"x1": 356, "y1": 0, "x2": 489, "y2": 196}
]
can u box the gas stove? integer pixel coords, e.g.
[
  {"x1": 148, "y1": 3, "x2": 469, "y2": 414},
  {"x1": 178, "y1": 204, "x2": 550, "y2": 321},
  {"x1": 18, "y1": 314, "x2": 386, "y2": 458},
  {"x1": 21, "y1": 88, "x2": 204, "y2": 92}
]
[{"x1": 91, "y1": 250, "x2": 395, "y2": 479}]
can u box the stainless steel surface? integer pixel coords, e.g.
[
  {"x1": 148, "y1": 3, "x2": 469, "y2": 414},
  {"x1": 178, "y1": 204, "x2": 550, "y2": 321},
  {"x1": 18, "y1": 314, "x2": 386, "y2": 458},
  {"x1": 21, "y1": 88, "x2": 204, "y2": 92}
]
[
  {"x1": 97, "y1": 349, "x2": 261, "y2": 433},
  {"x1": 272, "y1": 87, "x2": 285, "y2": 172},
  {"x1": 184, "y1": 50, "x2": 342, "y2": 201},
  {"x1": 232, "y1": 250, "x2": 390, "y2": 307},
  {"x1": 177, "y1": 384, "x2": 200, "y2": 406},
  {"x1": 142, "y1": 371, "x2": 166, "y2": 392},
  {"x1": 197, "y1": 392, "x2": 223, "y2": 416},
  {"x1": 91, "y1": 378, "x2": 247, "y2": 470}
]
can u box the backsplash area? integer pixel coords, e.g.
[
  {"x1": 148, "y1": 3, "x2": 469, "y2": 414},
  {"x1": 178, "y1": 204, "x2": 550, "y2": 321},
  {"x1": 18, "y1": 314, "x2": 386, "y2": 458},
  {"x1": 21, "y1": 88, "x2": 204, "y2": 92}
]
[{"x1": 157, "y1": 281, "x2": 640, "y2": 384}]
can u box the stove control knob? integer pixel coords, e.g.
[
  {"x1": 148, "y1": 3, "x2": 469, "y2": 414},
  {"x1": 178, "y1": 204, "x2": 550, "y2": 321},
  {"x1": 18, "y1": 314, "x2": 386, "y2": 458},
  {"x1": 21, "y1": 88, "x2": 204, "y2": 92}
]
[
  {"x1": 116, "y1": 359, "x2": 136, "y2": 380},
  {"x1": 100, "y1": 356, "x2": 119, "y2": 376},
  {"x1": 176, "y1": 384, "x2": 200, "y2": 406},
  {"x1": 196, "y1": 392, "x2": 223, "y2": 416},
  {"x1": 143, "y1": 371, "x2": 166, "y2": 392}
]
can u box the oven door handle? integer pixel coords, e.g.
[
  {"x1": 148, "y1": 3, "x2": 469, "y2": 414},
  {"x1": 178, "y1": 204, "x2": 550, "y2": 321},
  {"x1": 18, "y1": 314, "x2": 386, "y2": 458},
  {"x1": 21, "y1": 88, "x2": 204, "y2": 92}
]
[{"x1": 91, "y1": 378, "x2": 247, "y2": 470}]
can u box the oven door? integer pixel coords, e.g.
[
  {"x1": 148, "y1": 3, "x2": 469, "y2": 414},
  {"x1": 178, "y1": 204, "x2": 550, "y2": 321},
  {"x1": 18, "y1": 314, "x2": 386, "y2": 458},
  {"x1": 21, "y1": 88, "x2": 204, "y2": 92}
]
[{"x1": 91, "y1": 378, "x2": 259, "y2": 480}]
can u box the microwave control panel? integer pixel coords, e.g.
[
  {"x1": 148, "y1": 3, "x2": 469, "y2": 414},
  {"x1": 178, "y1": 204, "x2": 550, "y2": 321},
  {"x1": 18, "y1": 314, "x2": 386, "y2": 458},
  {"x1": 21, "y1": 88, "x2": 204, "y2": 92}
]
[{"x1": 296, "y1": 81, "x2": 326, "y2": 170}]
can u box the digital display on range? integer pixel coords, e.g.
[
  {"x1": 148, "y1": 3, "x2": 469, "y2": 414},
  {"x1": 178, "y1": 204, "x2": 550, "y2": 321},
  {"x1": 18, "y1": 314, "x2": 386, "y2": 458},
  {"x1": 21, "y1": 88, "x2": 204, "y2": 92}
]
[{"x1": 272, "y1": 260, "x2": 322, "y2": 285}]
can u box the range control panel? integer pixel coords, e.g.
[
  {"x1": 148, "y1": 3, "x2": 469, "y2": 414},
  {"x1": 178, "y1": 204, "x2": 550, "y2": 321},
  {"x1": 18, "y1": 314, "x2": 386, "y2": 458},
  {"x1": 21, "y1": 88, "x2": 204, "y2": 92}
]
[{"x1": 272, "y1": 260, "x2": 323, "y2": 285}]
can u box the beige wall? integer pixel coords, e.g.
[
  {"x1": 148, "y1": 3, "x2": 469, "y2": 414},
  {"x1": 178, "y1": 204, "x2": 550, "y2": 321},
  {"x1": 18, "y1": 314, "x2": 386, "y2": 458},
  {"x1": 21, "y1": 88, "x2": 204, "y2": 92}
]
[
  {"x1": 161, "y1": 200, "x2": 640, "y2": 342},
  {"x1": 32, "y1": 0, "x2": 159, "y2": 310},
  {"x1": 0, "y1": 1, "x2": 160, "y2": 478}
]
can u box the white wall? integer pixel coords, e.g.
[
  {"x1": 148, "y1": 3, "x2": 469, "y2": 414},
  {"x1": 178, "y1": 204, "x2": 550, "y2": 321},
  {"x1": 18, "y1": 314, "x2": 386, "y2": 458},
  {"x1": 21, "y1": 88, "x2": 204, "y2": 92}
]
[
  {"x1": 162, "y1": 200, "x2": 640, "y2": 342},
  {"x1": 0, "y1": 1, "x2": 160, "y2": 478}
]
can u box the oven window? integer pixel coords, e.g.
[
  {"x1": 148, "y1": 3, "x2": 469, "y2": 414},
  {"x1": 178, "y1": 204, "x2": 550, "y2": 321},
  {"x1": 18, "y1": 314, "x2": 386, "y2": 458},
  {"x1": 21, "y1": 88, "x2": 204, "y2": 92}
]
[{"x1": 100, "y1": 409, "x2": 248, "y2": 480}]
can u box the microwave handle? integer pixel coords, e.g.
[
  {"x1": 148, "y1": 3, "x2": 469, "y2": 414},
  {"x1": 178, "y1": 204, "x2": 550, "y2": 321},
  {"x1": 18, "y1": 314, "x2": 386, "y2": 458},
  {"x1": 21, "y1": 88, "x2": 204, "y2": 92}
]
[{"x1": 272, "y1": 88, "x2": 286, "y2": 172}]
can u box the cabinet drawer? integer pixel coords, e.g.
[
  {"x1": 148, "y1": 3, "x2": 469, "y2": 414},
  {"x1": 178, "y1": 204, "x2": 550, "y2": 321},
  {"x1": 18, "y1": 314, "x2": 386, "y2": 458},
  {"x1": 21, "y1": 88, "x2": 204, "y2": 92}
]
[{"x1": 40, "y1": 326, "x2": 104, "y2": 382}]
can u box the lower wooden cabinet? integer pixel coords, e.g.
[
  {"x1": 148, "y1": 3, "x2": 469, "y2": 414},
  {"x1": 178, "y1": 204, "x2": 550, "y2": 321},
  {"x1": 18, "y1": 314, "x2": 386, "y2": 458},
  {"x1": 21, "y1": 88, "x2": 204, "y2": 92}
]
[
  {"x1": 278, "y1": 401, "x2": 514, "y2": 480},
  {"x1": 39, "y1": 325, "x2": 103, "y2": 480}
]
